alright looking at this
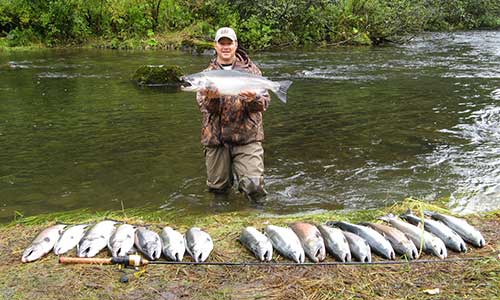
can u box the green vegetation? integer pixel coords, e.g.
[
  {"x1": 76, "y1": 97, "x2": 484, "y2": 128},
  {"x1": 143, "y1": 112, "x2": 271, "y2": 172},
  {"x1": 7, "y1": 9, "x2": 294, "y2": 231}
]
[
  {"x1": 132, "y1": 64, "x2": 184, "y2": 85},
  {"x1": 1, "y1": 198, "x2": 499, "y2": 299},
  {"x1": 0, "y1": 0, "x2": 499, "y2": 50}
]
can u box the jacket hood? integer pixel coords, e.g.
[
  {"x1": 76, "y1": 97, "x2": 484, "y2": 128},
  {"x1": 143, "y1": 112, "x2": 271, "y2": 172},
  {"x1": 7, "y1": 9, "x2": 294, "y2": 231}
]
[{"x1": 211, "y1": 47, "x2": 251, "y2": 69}]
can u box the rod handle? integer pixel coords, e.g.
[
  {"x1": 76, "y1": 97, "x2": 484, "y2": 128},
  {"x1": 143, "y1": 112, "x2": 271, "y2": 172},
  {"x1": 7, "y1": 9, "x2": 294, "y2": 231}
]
[{"x1": 59, "y1": 257, "x2": 112, "y2": 265}]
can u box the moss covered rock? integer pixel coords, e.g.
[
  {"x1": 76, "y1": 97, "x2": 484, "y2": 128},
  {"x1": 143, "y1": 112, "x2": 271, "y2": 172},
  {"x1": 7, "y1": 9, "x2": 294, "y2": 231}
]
[{"x1": 132, "y1": 65, "x2": 184, "y2": 85}]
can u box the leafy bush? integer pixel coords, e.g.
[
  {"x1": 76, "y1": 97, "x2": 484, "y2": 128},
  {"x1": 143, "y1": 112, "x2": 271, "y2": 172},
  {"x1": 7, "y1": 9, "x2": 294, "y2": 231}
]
[{"x1": 1, "y1": 0, "x2": 499, "y2": 49}]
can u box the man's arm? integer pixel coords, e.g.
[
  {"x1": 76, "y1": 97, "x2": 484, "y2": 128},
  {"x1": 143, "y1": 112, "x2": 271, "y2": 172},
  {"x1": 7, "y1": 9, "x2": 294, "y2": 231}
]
[
  {"x1": 241, "y1": 64, "x2": 270, "y2": 112},
  {"x1": 196, "y1": 88, "x2": 221, "y2": 113},
  {"x1": 241, "y1": 90, "x2": 270, "y2": 112}
]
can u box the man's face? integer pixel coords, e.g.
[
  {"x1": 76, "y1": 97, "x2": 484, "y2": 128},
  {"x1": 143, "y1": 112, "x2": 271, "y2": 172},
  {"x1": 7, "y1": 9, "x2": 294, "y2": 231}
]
[{"x1": 215, "y1": 37, "x2": 237, "y2": 63}]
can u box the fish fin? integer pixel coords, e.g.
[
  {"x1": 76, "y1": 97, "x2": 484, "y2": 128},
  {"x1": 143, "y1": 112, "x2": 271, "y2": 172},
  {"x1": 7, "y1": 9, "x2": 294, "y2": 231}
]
[
  {"x1": 273, "y1": 80, "x2": 292, "y2": 104},
  {"x1": 423, "y1": 210, "x2": 434, "y2": 217},
  {"x1": 378, "y1": 215, "x2": 391, "y2": 222},
  {"x1": 403, "y1": 208, "x2": 414, "y2": 215},
  {"x1": 325, "y1": 221, "x2": 339, "y2": 227}
]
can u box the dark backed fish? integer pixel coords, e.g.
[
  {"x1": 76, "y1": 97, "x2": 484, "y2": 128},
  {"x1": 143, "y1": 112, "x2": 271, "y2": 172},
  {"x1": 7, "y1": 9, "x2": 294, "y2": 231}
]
[
  {"x1": 135, "y1": 227, "x2": 162, "y2": 261},
  {"x1": 424, "y1": 210, "x2": 485, "y2": 248},
  {"x1": 362, "y1": 222, "x2": 419, "y2": 260},
  {"x1": 264, "y1": 225, "x2": 304, "y2": 263},
  {"x1": 342, "y1": 231, "x2": 371, "y2": 263},
  {"x1": 317, "y1": 224, "x2": 351, "y2": 262},
  {"x1": 108, "y1": 224, "x2": 136, "y2": 257},
  {"x1": 379, "y1": 214, "x2": 447, "y2": 259},
  {"x1": 328, "y1": 221, "x2": 395, "y2": 260},
  {"x1": 185, "y1": 227, "x2": 214, "y2": 262},
  {"x1": 401, "y1": 210, "x2": 467, "y2": 252},
  {"x1": 160, "y1": 227, "x2": 185, "y2": 262},
  {"x1": 290, "y1": 222, "x2": 326, "y2": 263},
  {"x1": 239, "y1": 226, "x2": 273, "y2": 262},
  {"x1": 22, "y1": 224, "x2": 66, "y2": 262},
  {"x1": 54, "y1": 224, "x2": 88, "y2": 255},
  {"x1": 78, "y1": 220, "x2": 117, "y2": 258}
]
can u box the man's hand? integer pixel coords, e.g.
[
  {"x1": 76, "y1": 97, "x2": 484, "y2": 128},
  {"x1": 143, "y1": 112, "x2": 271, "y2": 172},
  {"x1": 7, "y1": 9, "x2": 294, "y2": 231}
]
[
  {"x1": 201, "y1": 87, "x2": 220, "y2": 100},
  {"x1": 239, "y1": 90, "x2": 257, "y2": 103}
]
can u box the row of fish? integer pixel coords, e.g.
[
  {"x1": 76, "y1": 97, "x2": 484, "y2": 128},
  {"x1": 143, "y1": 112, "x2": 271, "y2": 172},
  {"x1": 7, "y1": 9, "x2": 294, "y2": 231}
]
[
  {"x1": 22, "y1": 221, "x2": 214, "y2": 263},
  {"x1": 239, "y1": 210, "x2": 486, "y2": 263}
]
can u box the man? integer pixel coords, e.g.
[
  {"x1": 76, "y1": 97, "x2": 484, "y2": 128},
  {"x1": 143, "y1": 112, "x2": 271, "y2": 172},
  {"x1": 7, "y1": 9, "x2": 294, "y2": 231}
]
[{"x1": 196, "y1": 27, "x2": 270, "y2": 201}]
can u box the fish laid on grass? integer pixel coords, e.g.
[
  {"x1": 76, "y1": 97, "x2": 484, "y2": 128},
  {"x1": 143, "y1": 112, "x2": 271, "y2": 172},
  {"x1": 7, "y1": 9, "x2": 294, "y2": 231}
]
[
  {"x1": 401, "y1": 210, "x2": 467, "y2": 253},
  {"x1": 77, "y1": 220, "x2": 117, "y2": 258},
  {"x1": 108, "y1": 224, "x2": 136, "y2": 257},
  {"x1": 53, "y1": 224, "x2": 89, "y2": 255},
  {"x1": 160, "y1": 227, "x2": 185, "y2": 262},
  {"x1": 342, "y1": 231, "x2": 372, "y2": 263},
  {"x1": 317, "y1": 225, "x2": 351, "y2": 262},
  {"x1": 290, "y1": 222, "x2": 326, "y2": 263},
  {"x1": 22, "y1": 224, "x2": 66, "y2": 263},
  {"x1": 424, "y1": 211, "x2": 485, "y2": 248},
  {"x1": 264, "y1": 225, "x2": 305, "y2": 263},
  {"x1": 379, "y1": 214, "x2": 447, "y2": 259},
  {"x1": 239, "y1": 227, "x2": 273, "y2": 262},
  {"x1": 135, "y1": 227, "x2": 162, "y2": 261},
  {"x1": 362, "y1": 222, "x2": 419, "y2": 260},
  {"x1": 181, "y1": 70, "x2": 293, "y2": 103},
  {"x1": 328, "y1": 221, "x2": 395, "y2": 260},
  {"x1": 185, "y1": 228, "x2": 214, "y2": 263}
]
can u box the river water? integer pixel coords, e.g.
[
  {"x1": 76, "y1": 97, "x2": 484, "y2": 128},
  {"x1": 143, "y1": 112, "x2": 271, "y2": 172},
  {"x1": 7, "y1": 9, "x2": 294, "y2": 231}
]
[{"x1": 1, "y1": 31, "x2": 499, "y2": 222}]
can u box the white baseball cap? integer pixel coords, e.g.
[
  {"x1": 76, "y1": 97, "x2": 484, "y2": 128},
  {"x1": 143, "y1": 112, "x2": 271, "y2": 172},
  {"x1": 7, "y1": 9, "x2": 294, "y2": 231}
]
[{"x1": 215, "y1": 27, "x2": 237, "y2": 42}]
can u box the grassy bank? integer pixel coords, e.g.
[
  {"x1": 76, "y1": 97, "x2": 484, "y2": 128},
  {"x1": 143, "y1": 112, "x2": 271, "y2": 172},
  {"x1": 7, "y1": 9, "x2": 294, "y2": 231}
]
[{"x1": 1, "y1": 198, "x2": 499, "y2": 299}]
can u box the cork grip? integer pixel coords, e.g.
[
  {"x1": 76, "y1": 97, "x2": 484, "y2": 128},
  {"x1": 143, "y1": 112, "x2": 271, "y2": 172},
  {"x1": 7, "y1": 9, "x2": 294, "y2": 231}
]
[{"x1": 59, "y1": 257, "x2": 112, "y2": 265}]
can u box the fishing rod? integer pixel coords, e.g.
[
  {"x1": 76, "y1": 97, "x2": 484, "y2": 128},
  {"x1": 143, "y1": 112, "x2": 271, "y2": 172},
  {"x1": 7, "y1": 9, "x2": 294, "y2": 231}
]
[{"x1": 59, "y1": 255, "x2": 490, "y2": 267}]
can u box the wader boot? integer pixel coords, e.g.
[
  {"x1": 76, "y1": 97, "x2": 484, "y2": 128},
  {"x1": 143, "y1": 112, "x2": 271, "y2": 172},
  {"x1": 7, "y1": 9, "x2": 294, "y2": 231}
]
[{"x1": 204, "y1": 142, "x2": 266, "y2": 201}]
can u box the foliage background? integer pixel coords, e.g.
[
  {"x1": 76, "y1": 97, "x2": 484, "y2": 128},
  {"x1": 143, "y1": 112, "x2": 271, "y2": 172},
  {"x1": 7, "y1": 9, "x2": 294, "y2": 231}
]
[{"x1": 0, "y1": 0, "x2": 499, "y2": 49}]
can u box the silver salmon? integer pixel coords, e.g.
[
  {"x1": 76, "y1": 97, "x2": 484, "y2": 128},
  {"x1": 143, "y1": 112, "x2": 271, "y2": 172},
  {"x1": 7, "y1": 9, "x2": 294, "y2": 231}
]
[
  {"x1": 401, "y1": 210, "x2": 467, "y2": 252},
  {"x1": 290, "y1": 222, "x2": 326, "y2": 263},
  {"x1": 185, "y1": 227, "x2": 214, "y2": 262},
  {"x1": 135, "y1": 227, "x2": 162, "y2": 261},
  {"x1": 54, "y1": 224, "x2": 88, "y2": 255},
  {"x1": 181, "y1": 69, "x2": 293, "y2": 103},
  {"x1": 22, "y1": 224, "x2": 66, "y2": 262},
  {"x1": 342, "y1": 231, "x2": 371, "y2": 263},
  {"x1": 160, "y1": 227, "x2": 185, "y2": 262},
  {"x1": 328, "y1": 221, "x2": 395, "y2": 260},
  {"x1": 424, "y1": 210, "x2": 485, "y2": 248},
  {"x1": 239, "y1": 227, "x2": 273, "y2": 262},
  {"x1": 77, "y1": 220, "x2": 117, "y2": 258},
  {"x1": 362, "y1": 222, "x2": 419, "y2": 260},
  {"x1": 317, "y1": 225, "x2": 351, "y2": 262},
  {"x1": 108, "y1": 224, "x2": 136, "y2": 257},
  {"x1": 264, "y1": 225, "x2": 305, "y2": 263},
  {"x1": 379, "y1": 214, "x2": 447, "y2": 259}
]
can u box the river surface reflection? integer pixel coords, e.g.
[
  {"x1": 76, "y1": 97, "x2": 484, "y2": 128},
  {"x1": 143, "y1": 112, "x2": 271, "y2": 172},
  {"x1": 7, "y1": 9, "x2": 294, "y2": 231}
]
[{"x1": 1, "y1": 31, "x2": 499, "y2": 222}]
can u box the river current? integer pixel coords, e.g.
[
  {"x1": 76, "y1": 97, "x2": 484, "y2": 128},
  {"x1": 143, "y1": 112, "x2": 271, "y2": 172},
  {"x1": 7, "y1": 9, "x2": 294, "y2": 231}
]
[{"x1": 1, "y1": 31, "x2": 499, "y2": 222}]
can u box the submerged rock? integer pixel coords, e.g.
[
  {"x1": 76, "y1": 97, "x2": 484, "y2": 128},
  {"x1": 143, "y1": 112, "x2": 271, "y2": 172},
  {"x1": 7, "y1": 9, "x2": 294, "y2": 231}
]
[{"x1": 132, "y1": 65, "x2": 183, "y2": 86}]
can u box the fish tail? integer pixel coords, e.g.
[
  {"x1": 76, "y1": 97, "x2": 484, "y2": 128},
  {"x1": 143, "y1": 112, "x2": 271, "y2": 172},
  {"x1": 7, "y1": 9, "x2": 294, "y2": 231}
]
[
  {"x1": 378, "y1": 214, "x2": 395, "y2": 222},
  {"x1": 422, "y1": 210, "x2": 435, "y2": 218},
  {"x1": 274, "y1": 80, "x2": 293, "y2": 104},
  {"x1": 325, "y1": 221, "x2": 339, "y2": 227}
]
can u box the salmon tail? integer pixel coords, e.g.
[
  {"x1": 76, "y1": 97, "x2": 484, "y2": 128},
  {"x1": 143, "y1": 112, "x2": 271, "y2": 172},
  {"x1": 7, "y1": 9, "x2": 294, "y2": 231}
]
[
  {"x1": 274, "y1": 80, "x2": 292, "y2": 104},
  {"x1": 423, "y1": 210, "x2": 435, "y2": 218},
  {"x1": 378, "y1": 214, "x2": 395, "y2": 223}
]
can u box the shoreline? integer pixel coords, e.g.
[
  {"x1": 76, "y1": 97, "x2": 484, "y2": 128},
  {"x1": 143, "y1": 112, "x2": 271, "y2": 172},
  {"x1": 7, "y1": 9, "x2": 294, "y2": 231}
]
[{"x1": 1, "y1": 198, "x2": 499, "y2": 299}]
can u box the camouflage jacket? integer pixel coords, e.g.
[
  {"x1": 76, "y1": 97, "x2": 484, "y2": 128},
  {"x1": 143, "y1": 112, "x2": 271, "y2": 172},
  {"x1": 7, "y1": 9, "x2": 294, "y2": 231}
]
[{"x1": 196, "y1": 50, "x2": 270, "y2": 146}]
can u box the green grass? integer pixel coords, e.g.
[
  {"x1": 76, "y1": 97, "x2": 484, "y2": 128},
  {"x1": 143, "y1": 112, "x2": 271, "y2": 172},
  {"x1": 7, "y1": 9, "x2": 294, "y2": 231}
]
[{"x1": 0, "y1": 197, "x2": 498, "y2": 299}]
